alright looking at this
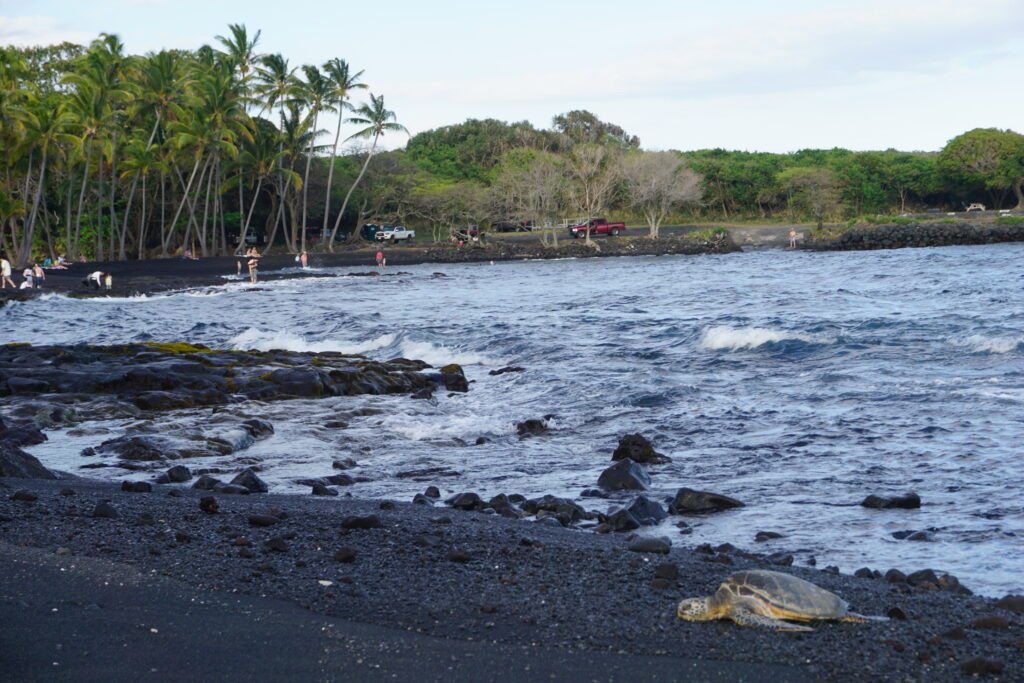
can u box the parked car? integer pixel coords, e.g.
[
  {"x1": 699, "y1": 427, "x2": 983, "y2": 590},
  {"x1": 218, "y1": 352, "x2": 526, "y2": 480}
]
[
  {"x1": 376, "y1": 226, "x2": 416, "y2": 242},
  {"x1": 569, "y1": 217, "x2": 625, "y2": 238}
]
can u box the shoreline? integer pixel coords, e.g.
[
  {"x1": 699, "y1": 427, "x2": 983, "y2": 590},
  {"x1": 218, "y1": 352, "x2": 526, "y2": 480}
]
[{"x1": 1, "y1": 476, "x2": 1021, "y2": 680}]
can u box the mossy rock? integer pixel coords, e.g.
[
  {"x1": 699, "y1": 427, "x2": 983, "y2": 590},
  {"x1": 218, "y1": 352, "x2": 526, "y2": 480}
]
[{"x1": 144, "y1": 342, "x2": 212, "y2": 354}]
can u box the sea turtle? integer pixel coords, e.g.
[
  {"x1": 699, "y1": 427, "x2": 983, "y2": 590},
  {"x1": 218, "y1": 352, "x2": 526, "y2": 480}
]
[{"x1": 676, "y1": 569, "x2": 888, "y2": 633}]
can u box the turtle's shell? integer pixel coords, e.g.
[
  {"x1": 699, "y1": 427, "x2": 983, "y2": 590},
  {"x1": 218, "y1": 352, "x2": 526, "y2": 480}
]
[{"x1": 717, "y1": 570, "x2": 849, "y2": 619}]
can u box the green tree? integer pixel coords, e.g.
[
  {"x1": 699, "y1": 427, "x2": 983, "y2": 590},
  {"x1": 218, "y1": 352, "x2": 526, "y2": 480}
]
[
  {"x1": 938, "y1": 128, "x2": 1024, "y2": 209},
  {"x1": 322, "y1": 58, "x2": 366, "y2": 241},
  {"x1": 778, "y1": 167, "x2": 841, "y2": 228},
  {"x1": 618, "y1": 151, "x2": 702, "y2": 237}
]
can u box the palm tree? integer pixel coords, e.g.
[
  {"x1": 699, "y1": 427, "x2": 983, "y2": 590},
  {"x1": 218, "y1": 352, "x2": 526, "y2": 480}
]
[
  {"x1": 17, "y1": 95, "x2": 75, "y2": 264},
  {"x1": 327, "y1": 94, "x2": 407, "y2": 251},
  {"x1": 321, "y1": 58, "x2": 365, "y2": 241},
  {"x1": 215, "y1": 23, "x2": 261, "y2": 99},
  {"x1": 234, "y1": 117, "x2": 299, "y2": 252},
  {"x1": 295, "y1": 64, "x2": 333, "y2": 252}
]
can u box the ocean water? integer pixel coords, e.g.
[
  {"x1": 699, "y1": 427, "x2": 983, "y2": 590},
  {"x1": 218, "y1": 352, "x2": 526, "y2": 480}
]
[{"x1": 4, "y1": 244, "x2": 1023, "y2": 596}]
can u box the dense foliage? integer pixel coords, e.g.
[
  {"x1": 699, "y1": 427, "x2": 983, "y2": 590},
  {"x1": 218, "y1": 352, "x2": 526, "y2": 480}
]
[{"x1": 3, "y1": 25, "x2": 1023, "y2": 264}]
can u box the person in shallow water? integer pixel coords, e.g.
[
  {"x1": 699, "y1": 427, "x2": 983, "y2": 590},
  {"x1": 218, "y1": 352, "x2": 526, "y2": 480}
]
[
  {"x1": 248, "y1": 251, "x2": 260, "y2": 283},
  {"x1": 789, "y1": 229, "x2": 798, "y2": 248},
  {"x1": 376, "y1": 250, "x2": 385, "y2": 267}
]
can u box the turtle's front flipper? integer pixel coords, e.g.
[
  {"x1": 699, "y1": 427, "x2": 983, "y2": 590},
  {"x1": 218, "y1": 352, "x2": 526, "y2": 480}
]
[
  {"x1": 730, "y1": 607, "x2": 814, "y2": 632},
  {"x1": 843, "y1": 612, "x2": 889, "y2": 623}
]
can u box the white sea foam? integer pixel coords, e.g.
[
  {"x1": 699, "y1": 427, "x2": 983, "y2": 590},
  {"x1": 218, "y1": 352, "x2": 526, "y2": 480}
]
[
  {"x1": 398, "y1": 340, "x2": 495, "y2": 366},
  {"x1": 954, "y1": 334, "x2": 1022, "y2": 354},
  {"x1": 229, "y1": 327, "x2": 396, "y2": 355},
  {"x1": 699, "y1": 325, "x2": 827, "y2": 350}
]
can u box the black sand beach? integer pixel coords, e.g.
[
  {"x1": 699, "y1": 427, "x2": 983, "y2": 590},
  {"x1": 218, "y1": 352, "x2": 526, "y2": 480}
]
[{"x1": 0, "y1": 476, "x2": 1021, "y2": 681}]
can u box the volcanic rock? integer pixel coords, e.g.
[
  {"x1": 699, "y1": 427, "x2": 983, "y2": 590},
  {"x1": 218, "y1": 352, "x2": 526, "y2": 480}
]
[
  {"x1": 668, "y1": 487, "x2": 743, "y2": 514},
  {"x1": 597, "y1": 459, "x2": 650, "y2": 491},
  {"x1": 611, "y1": 434, "x2": 671, "y2": 464},
  {"x1": 0, "y1": 442, "x2": 56, "y2": 479},
  {"x1": 628, "y1": 536, "x2": 672, "y2": 554},
  {"x1": 861, "y1": 492, "x2": 921, "y2": 509},
  {"x1": 625, "y1": 494, "x2": 667, "y2": 525},
  {"x1": 229, "y1": 468, "x2": 268, "y2": 493}
]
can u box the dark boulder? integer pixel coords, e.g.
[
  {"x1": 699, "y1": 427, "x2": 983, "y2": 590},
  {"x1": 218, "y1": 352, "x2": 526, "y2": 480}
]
[
  {"x1": 628, "y1": 536, "x2": 672, "y2": 554},
  {"x1": 229, "y1": 467, "x2": 268, "y2": 493},
  {"x1": 0, "y1": 420, "x2": 47, "y2": 447},
  {"x1": 92, "y1": 501, "x2": 118, "y2": 518},
  {"x1": 341, "y1": 515, "x2": 382, "y2": 530},
  {"x1": 6, "y1": 376, "x2": 50, "y2": 394},
  {"x1": 446, "y1": 492, "x2": 484, "y2": 511},
  {"x1": 597, "y1": 458, "x2": 650, "y2": 491},
  {"x1": 520, "y1": 495, "x2": 585, "y2": 525},
  {"x1": 995, "y1": 595, "x2": 1024, "y2": 613},
  {"x1": 241, "y1": 418, "x2": 274, "y2": 437},
  {"x1": 120, "y1": 480, "x2": 153, "y2": 493},
  {"x1": 98, "y1": 435, "x2": 177, "y2": 462},
  {"x1": 625, "y1": 494, "x2": 668, "y2": 525},
  {"x1": 488, "y1": 366, "x2": 524, "y2": 376},
  {"x1": 668, "y1": 487, "x2": 743, "y2": 514},
  {"x1": 515, "y1": 418, "x2": 548, "y2": 436},
  {"x1": 0, "y1": 442, "x2": 56, "y2": 479},
  {"x1": 191, "y1": 475, "x2": 223, "y2": 491},
  {"x1": 755, "y1": 531, "x2": 783, "y2": 542},
  {"x1": 199, "y1": 496, "x2": 218, "y2": 513},
  {"x1": 164, "y1": 465, "x2": 192, "y2": 483},
  {"x1": 412, "y1": 493, "x2": 435, "y2": 505},
  {"x1": 605, "y1": 507, "x2": 641, "y2": 531},
  {"x1": 311, "y1": 483, "x2": 338, "y2": 496},
  {"x1": 861, "y1": 492, "x2": 921, "y2": 509},
  {"x1": 612, "y1": 434, "x2": 671, "y2": 464},
  {"x1": 438, "y1": 364, "x2": 468, "y2": 392}
]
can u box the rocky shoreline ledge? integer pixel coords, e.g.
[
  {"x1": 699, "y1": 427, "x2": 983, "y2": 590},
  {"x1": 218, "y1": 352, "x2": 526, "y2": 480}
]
[
  {"x1": 804, "y1": 220, "x2": 1024, "y2": 251},
  {"x1": 0, "y1": 343, "x2": 1021, "y2": 679}
]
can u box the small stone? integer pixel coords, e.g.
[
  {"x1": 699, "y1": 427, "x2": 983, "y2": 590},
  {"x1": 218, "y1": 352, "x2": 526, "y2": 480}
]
[
  {"x1": 412, "y1": 493, "x2": 434, "y2": 505},
  {"x1": 199, "y1": 496, "x2": 218, "y2": 513},
  {"x1": 668, "y1": 487, "x2": 743, "y2": 513},
  {"x1": 906, "y1": 569, "x2": 939, "y2": 586},
  {"x1": 627, "y1": 536, "x2": 671, "y2": 554},
  {"x1": 654, "y1": 563, "x2": 678, "y2": 580},
  {"x1": 121, "y1": 480, "x2": 153, "y2": 493},
  {"x1": 854, "y1": 567, "x2": 875, "y2": 579},
  {"x1": 248, "y1": 514, "x2": 279, "y2": 527},
  {"x1": 941, "y1": 626, "x2": 967, "y2": 639},
  {"x1": 92, "y1": 501, "x2": 117, "y2": 519},
  {"x1": 231, "y1": 537, "x2": 250, "y2": 546},
  {"x1": 960, "y1": 658, "x2": 1003, "y2": 676},
  {"x1": 447, "y1": 550, "x2": 471, "y2": 563},
  {"x1": 341, "y1": 515, "x2": 382, "y2": 530},
  {"x1": 311, "y1": 484, "x2": 338, "y2": 496},
  {"x1": 174, "y1": 531, "x2": 192, "y2": 544},
  {"x1": 11, "y1": 490, "x2": 37, "y2": 502},
  {"x1": 971, "y1": 616, "x2": 1009, "y2": 629},
  {"x1": 192, "y1": 476, "x2": 222, "y2": 491},
  {"x1": 886, "y1": 607, "x2": 908, "y2": 620},
  {"x1": 754, "y1": 531, "x2": 783, "y2": 542},
  {"x1": 164, "y1": 465, "x2": 192, "y2": 483},
  {"x1": 995, "y1": 595, "x2": 1024, "y2": 613},
  {"x1": 766, "y1": 552, "x2": 794, "y2": 566},
  {"x1": 884, "y1": 569, "x2": 907, "y2": 583},
  {"x1": 228, "y1": 468, "x2": 268, "y2": 494},
  {"x1": 333, "y1": 547, "x2": 357, "y2": 563},
  {"x1": 332, "y1": 457, "x2": 357, "y2": 469},
  {"x1": 263, "y1": 537, "x2": 288, "y2": 552},
  {"x1": 379, "y1": 501, "x2": 395, "y2": 510},
  {"x1": 424, "y1": 486, "x2": 441, "y2": 498},
  {"x1": 446, "y1": 492, "x2": 483, "y2": 510}
]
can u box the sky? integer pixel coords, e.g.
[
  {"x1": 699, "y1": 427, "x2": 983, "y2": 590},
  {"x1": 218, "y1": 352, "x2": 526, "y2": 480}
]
[{"x1": 3, "y1": 0, "x2": 1023, "y2": 154}]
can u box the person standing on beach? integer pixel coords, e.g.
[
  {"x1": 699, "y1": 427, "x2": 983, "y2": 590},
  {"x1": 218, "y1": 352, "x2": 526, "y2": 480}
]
[
  {"x1": 0, "y1": 257, "x2": 13, "y2": 288},
  {"x1": 22, "y1": 266, "x2": 33, "y2": 289},
  {"x1": 789, "y1": 229, "x2": 798, "y2": 248},
  {"x1": 248, "y1": 251, "x2": 260, "y2": 283},
  {"x1": 376, "y1": 250, "x2": 385, "y2": 267},
  {"x1": 300, "y1": 251, "x2": 308, "y2": 268},
  {"x1": 32, "y1": 264, "x2": 45, "y2": 288}
]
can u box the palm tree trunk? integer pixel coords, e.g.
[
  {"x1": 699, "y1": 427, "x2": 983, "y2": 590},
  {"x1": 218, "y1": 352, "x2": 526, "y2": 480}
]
[
  {"x1": 73, "y1": 135, "x2": 94, "y2": 260},
  {"x1": 300, "y1": 110, "x2": 319, "y2": 253},
  {"x1": 108, "y1": 130, "x2": 118, "y2": 259},
  {"x1": 169, "y1": 155, "x2": 206, "y2": 255},
  {"x1": 20, "y1": 150, "x2": 48, "y2": 265},
  {"x1": 238, "y1": 176, "x2": 263, "y2": 254},
  {"x1": 322, "y1": 111, "x2": 343, "y2": 236},
  {"x1": 328, "y1": 134, "x2": 378, "y2": 251}
]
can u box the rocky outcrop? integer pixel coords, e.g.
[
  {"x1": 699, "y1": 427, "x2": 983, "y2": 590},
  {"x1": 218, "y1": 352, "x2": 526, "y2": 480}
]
[
  {"x1": 0, "y1": 442, "x2": 56, "y2": 479},
  {"x1": 805, "y1": 221, "x2": 1024, "y2": 252},
  {"x1": 0, "y1": 343, "x2": 465, "y2": 413},
  {"x1": 597, "y1": 459, "x2": 650, "y2": 491},
  {"x1": 611, "y1": 434, "x2": 671, "y2": 464},
  {"x1": 668, "y1": 487, "x2": 744, "y2": 514}
]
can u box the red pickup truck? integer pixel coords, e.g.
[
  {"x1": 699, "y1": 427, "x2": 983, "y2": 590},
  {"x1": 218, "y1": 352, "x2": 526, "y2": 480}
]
[{"x1": 569, "y1": 218, "x2": 626, "y2": 238}]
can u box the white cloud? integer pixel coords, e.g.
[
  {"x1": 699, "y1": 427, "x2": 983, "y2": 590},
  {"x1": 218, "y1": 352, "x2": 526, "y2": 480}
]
[{"x1": 0, "y1": 16, "x2": 93, "y2": 47}]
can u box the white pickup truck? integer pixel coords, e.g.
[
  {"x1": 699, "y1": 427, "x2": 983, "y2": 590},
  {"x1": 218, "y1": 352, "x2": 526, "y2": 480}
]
[{"x1": 376, "y1": 226, "x2": 415, "y2": 242}]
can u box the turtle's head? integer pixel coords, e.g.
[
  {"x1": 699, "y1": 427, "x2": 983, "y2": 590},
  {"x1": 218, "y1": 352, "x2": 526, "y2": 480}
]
[{"x1": 676, "y1": 596, "x2": 712, "y2": 620}]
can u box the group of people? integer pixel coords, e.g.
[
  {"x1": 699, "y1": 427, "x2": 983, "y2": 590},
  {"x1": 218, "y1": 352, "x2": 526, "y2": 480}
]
[{"x1": 1, "y1": 258, "x2": 47, "y2": 290}]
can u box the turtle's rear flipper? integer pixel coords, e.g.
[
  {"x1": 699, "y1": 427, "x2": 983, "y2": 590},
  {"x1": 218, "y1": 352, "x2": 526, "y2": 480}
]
[
  {"x1": 843, "y1": 612, "x2": 889, "y2": 623},
  {"x1": 730, "y1": 607, "x2": 814, "y2": 632}
]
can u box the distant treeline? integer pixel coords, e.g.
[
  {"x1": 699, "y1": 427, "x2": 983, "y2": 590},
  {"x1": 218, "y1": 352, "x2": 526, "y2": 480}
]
[{"x1": 3, "y1": 27, "x2": 1024, "y2": 263}]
